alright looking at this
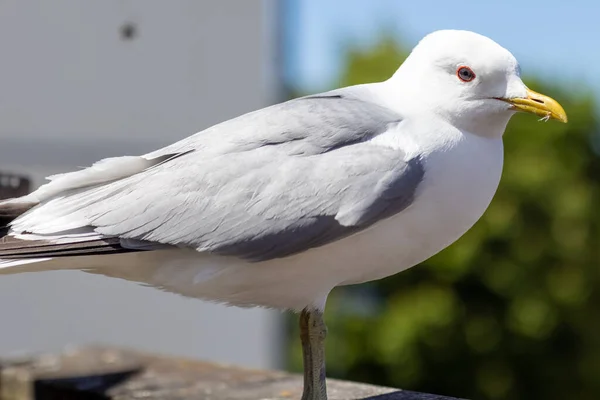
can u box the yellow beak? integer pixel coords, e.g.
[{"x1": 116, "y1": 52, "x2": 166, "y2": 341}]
[{"x1": 501, "y1": 88, "x2": 568, "y2": 123}]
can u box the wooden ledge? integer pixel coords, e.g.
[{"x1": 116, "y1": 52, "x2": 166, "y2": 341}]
[{"x1": 0, "y1": 345, "x2": 465, "y2": 400}]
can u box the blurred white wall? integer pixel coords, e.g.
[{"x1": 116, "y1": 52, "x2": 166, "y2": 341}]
[{"x1": 0, "y1": 0, "x2": 284, "y2": 369}]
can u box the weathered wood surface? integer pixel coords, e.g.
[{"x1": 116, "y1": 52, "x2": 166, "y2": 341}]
[{"x1": 0, "y1": 345, "x2": 466, "y2": 400}]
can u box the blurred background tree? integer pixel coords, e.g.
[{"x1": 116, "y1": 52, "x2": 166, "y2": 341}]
[{"x1": 288, "y1": 35, "x2": 600, "y2": 400}]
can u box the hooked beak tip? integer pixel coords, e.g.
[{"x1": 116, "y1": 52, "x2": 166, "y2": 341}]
[{"x1": 499, "y1": 88, "x2": 568, "y2": 123}]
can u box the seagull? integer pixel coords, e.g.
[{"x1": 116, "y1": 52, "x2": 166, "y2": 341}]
[{"x1": 0, "y1": 30, "x2": 567, "y2": 400}]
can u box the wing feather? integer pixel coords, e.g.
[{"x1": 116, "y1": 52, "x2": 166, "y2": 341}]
[{"x1": 2, "y1": 87, "x2": 425, "y2": 262}]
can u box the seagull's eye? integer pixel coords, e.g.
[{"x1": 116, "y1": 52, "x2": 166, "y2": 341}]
[{"x1": 457, "y1": 66, "x2": 476, "y2": 82}]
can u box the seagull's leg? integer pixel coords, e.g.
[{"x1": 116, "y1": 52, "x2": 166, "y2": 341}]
[{"x1": 300, "y1": 307, "x2": 328, "y2": 400}]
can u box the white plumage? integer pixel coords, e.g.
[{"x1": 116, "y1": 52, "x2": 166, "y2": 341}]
[{"x1": 0, "y1": 30, "x2": 566, "y2": 313}]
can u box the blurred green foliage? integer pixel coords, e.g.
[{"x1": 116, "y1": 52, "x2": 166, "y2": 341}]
[{"x1": 288, "y1": 36, "x2": 600, "y2": 400}]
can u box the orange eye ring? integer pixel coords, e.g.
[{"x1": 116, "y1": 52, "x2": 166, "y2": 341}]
[{"x1": 457, "y1": 66, "x2": 475, "y2": 82}]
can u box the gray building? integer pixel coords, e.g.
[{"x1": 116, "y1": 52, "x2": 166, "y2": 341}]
[{"x1": 0, "y1": 0, "x2": 284, "y2": 369}]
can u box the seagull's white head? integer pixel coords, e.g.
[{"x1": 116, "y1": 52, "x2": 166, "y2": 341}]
[{"x1": 388, "y1": 30, "x2": 567, "y2": 137}]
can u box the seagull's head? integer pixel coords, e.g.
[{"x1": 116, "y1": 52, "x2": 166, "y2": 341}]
[{"x1": 389, "y1": 30, "x2": 567, "y2": 137}]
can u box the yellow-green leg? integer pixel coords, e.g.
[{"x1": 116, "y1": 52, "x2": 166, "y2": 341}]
[{"x1": 299, "y1": 308, "x2": 328, "y2": 400}]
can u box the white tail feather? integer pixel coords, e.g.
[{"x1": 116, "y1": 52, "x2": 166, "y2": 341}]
[{"x1": 0, "y1": 155, "x2": 165, "y2": 212}]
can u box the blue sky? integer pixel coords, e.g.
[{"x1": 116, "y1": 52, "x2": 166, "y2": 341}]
[{"x1": 283, "y1": 0, "x2": 599, "y2": 97}]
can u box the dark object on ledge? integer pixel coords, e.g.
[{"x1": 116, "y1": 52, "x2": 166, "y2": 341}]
[
  {"x1": 0, "y1": 171, "x2": 29, "y2": 200},
  {"x1": 0, "y1": 171, "x2": 31, "y2": 230},
  {"x1": 0, "y1": 345, "x2": 466, "y2": 400}
]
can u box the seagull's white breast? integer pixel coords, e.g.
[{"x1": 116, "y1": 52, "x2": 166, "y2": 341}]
[{"x1": 336, "y1": 130, "x2": 504, "y2": 285}]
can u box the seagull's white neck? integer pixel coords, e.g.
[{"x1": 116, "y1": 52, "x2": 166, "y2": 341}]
[{"x1": 452, "y1": 111, "x2": 513, "y2": 139}]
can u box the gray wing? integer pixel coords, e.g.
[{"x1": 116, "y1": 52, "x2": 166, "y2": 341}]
[{"x1": 9, "y1": 87, "x2": 425, "y2": 262}]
